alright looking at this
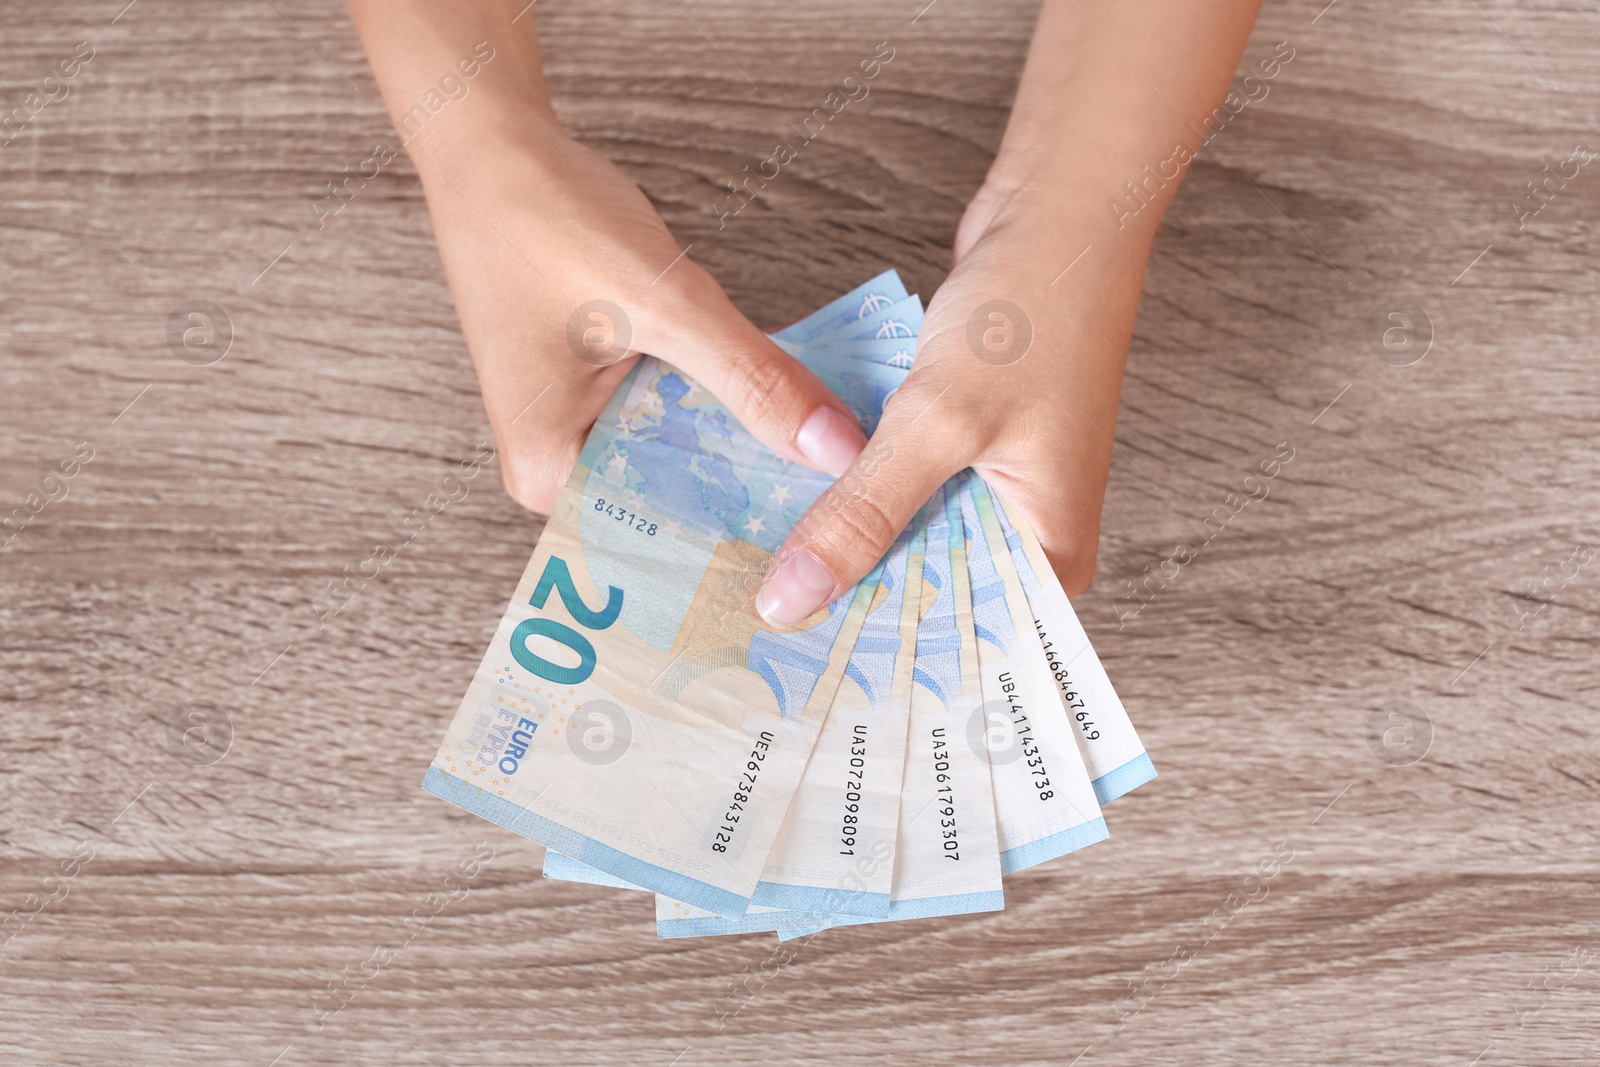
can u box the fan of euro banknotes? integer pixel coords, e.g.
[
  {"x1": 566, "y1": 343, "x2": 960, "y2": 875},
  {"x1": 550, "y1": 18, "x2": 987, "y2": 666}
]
[{"x1": 422, "y1": 270, "x2": 1155, "y2": 939}]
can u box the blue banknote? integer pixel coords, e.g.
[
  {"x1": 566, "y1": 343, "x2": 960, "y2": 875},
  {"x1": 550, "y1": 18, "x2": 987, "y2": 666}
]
[{"x1": 770, "y1": 269, "x2": 909, "y2": 344}]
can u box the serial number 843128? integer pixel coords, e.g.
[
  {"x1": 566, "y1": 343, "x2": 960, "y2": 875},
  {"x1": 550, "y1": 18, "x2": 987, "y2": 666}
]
[{"x1": 593, "y1": 497, "x2": 657, "y2": 536}]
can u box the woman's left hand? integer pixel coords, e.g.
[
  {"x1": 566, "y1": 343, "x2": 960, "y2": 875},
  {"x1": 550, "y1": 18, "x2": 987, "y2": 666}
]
[{"x1": 756, "y1": 173, "x2": 1154, "y2": 624}]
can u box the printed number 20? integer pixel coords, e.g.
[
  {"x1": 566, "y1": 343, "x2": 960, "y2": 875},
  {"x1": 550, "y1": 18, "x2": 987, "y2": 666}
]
[{"x1": 510, "y1": 557, "x2": 623, "y2": 685}]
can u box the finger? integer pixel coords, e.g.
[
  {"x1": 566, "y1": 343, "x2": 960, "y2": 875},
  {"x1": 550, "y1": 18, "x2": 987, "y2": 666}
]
[
  {"x1": 756, "y1": 385, "x2": 976, "y2": 625},
  {"x1": 979, "y1": 467, "x2": 1101, "y2": 596},
  {"x1": 491, "y1": 365, "x2": 627, "y2": 514},
  {"x1": 643, "y1": 278, "x2": 868, "y2": 477}
]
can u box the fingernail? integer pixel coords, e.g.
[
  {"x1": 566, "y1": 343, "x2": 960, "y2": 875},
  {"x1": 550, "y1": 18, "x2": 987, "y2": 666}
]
[
  {"x1": 756, "y1": 548, "x2": 837, "y2": 627},
  {"x1": 795, "y1": 406, "x2": 866, "y2": 477}
]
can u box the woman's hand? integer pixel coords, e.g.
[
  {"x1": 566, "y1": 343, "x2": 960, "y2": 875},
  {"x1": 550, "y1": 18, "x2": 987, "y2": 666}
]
[
  {"x1": 421, "y1": 120, "x2": 866, "y2": 513},
  {"x1": 754, "y1": 0, "x2": 1263, "y2": 624},
  {"x1": 347, "y1": 0, "x2": 866, "y2": 515},
  {"x1": 754, "y1": 174, "x2": 1145, "y2": 624}
]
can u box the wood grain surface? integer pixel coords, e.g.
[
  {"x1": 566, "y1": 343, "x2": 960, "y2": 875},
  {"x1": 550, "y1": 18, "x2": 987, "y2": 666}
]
[{"x1": 2, "y1": 0, "x2": 1598, "y2": 1064}]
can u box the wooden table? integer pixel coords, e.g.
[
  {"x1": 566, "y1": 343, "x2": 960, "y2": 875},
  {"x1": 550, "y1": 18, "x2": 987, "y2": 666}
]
[{"x1": 3, "y1": 1, "x2": 1596, "y2": 1063}]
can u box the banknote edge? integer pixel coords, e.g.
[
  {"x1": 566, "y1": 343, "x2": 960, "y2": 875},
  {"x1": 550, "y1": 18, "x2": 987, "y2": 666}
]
[
  {"x1": 421, "y1": 766, "x2": 750, "y2": 918},
  {"x1": 749, "y1": 882, "x2": 891, "y2": 918},
  {"x1": 770, "y1": 269, "x2": 908, "y2": 342},
  {"x1": 775, "y1": 888, "x2": 1008, "y2": 940},
  {"x1": 997, "y1": 814, "x2": 1110, "y2": 876},
  {"x1": 543, "y1": 850, "x2": 646, "y2": 891},
  {"x1": 655, "y1": 906, "x2": 834, "y2": 940},
  {"x1": 1092, "y1": 751, "x2": 1158, "y2": 806}
]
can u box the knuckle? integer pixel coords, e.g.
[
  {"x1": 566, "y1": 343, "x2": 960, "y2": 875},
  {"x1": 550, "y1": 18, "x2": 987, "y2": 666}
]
[
  {"x1": 993, "y1": 477, "x2": 1102, "y2": 596},
  {"x1": 883, "y1": 376, "x2": 990, "y2": 458},
  {"x1": 725, "y1": 351, "x2": 808, "y2": 434},
  {"x1": 802, "y1": 487, "x2": 901, "y2": 572},
  {"x1": 850, "y1": 438, "x2": 901, "y2": 481},
  {"x1": 501, "y1": 464, "x2": 556, "y2": 514},
  {"x1": 499, "y1": 439, "x2": 577, "y2": 515},
  {"x1": 1058, "y1": 552, "x2": 1098, "y2": 596},
  {"x1": 1038, "y1": 523, "x2": 1099, "y2": 595}
]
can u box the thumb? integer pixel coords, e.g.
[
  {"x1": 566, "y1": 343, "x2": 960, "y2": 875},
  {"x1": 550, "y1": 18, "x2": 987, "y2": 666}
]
[
  {"x1": 756, "y1": 401, "x2": 967, "y2": 626},
  {"x1": 648, "y1": 283, "x2": 868, "y2": 477}
]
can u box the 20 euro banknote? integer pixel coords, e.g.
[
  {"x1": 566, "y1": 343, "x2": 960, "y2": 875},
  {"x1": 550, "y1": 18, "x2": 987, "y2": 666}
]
[{"x1": 422, "y1": 356, "x2": 882, "y2": 917}]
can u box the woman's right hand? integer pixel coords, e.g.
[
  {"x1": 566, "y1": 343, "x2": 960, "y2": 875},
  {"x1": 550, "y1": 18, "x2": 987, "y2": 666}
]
[{"x1": 416, "y1": 114, "x2": 866, "y2": 514}]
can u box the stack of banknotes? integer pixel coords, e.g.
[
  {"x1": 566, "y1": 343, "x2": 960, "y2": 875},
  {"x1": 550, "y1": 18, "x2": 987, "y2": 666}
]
[{"x1": 422, "y1": 270, "x2": 1154, "y2": 939}]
